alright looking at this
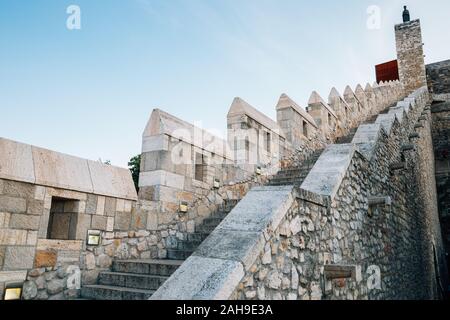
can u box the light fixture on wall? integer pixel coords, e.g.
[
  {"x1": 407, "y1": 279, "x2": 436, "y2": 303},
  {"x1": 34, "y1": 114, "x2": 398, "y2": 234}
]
[
  {"x1": 179, "y1": 201, "x2": 188, "y2": 213},
  {"x1": 255, "y1": 166, "x2": 262, "y2": 175},
  {"x1": 87, "y1": 230, "x2": 101, "y2": 246},
  {"x1": 213, "y1": 178, "x2": 220, "y2": 189},
  {"x1": 3, "y1": 284, "x2": 22, "y2": 300},
  {"x1": 368, "y1": 196, "x2": 392, "y2": 217}
]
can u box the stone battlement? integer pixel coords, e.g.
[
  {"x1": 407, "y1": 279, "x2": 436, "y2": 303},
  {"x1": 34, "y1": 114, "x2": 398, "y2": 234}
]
[{"x1": 151, "y1": 86, "x2": 445, "y2": 300}]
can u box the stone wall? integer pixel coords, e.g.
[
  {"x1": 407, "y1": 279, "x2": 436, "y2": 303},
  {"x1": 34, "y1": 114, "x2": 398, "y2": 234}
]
[
  {"x1": 432, "y1": 101, "x2": 450, "y2": 284},
  {"x1": 307, "y1": 91, "x2": 339, "y2": 142},
  {"x1": 0, "y1": 137, "x2": 138, "y2": 300},
  {"x1": 151, "y1": 87, "x2": 447, "y2": 300},
  {"x1": 0, "y1": 179, "x2": 136, "y2": 299},
  {"x1": 427, "y1": 60, "x2": 450, "y2": 94},
  {"x1": 228, "y1": 97, "x2": 287, "y2": 171},
  {"x1": 139, "y1": 82, "x2": 405, "y2": 263},
  {"x1": 276, "y1": 93, "x2": 323, "y2": 153},
  {"x1": 395, "y1": 20, "x2": 427, "y2": 94}
]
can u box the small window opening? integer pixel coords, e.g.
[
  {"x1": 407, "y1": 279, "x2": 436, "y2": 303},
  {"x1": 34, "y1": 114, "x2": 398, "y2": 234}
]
[
  {"x1": 303, "y1": 121, "x2": 308, "y2": 137},
  {"x1": 195, "y1": 152, "x2": 206, "y2": 182},
  {"x1": 265, "y1": 132, "x2": 271, "y2": 153},
  {"x1": 47, "y1": 197, "x2": 79, "y2": 240},
  {"x1": 245, "y1": 138, "x2": 250, "y2": 163}
]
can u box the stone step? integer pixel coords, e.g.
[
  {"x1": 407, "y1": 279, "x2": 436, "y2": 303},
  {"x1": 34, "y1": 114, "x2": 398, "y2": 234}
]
[
  {"x1": 112, "y1": 259, "x2": 183, "y2": 276},
  {"x1": 98, "y1": 272, "x2": 169, "y2": 290},
  {"x1": 271, "y1": 173, "x2": 309, "y2": 180},
  {"x1": 201, "y1": 217, "x2": 224, "y2": 227},
  {"x1": 269, "y1": 181, "x2": 305, "y2": 186},
  {"x1": 269, "y1": 177, "x2": 307, "y2": 184},
  {"x1": 274, "y1": 167, "x2": 310, "y2": 174},
  {"x1": 272, "y1": 173, "x2": 308, "y2": 179},
  {"x1": 176, "y1": 240, "x2": 202, "y2": 251},
  {"x1": 166, "y1": 249, "x2": 194, "y2": 260},
  {"x1": 211, "y1": 211, "x2": 228, "y2": 219},
  {"x1": 186, "y1": 232, "x2": 209, "y2": 242},
  {"x1": 196, "y1": 224, "x2": 217, "y2": 234},
  {"x1": 219, "y1": 201, "x2": 239, "y2": 212},
  {"x1": 81, "y1": 285, "x2": 155, "y2": 300}
]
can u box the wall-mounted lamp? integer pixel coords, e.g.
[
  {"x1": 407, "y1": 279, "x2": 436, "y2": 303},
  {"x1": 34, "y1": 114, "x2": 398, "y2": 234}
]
[
  {"x1": 368, "y1": 196, "x2": 392, "y2": 206},
  {"x1": 401, "y1": 144, "x2": 415, "y2": 152},
  {"x1": 368, "y1": 196, "x2": 392, "y2": 217},
  {"x1": 3, "y1": 284, "x2": 22, "y2": 300},
  {"x1": 213, "y1": 178, "x2": 220, "y2": 189},
  {"x1": 87, "y1": 230, "x2": 101, "y2": 246},
  {"x1": 389, "y1": 162, "x2": 406, "y2": 172},
  {"x1": 255, "y1": 166, "x2": 262, "y2": 175},
  {"x1": 179, "y1": 201, "x2": 188, "y2": 213},
  {"x1": 409, "y1": 133, "x2": 420, "y2": 140}
]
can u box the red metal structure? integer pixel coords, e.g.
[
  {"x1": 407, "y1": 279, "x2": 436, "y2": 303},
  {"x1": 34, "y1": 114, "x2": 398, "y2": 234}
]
[{"x1": 375, "y1": 60, "x2": 399, "y2": 83}]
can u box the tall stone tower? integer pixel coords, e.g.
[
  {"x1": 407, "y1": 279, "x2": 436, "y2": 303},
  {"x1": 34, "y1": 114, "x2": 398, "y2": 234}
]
[{"x1": 395, "y1": 7, "x2": 427, "y2": 94}]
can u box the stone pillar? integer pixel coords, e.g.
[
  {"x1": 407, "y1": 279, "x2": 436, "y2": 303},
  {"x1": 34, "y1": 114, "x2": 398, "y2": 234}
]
[{"x1": 395, "y1": 19, "x2": 427, "y2": 94}]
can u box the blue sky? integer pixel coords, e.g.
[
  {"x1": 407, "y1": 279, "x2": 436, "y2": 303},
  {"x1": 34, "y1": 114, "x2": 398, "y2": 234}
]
[{"x1": 1, "y1": 0, "x2": 449, "y2": 167}]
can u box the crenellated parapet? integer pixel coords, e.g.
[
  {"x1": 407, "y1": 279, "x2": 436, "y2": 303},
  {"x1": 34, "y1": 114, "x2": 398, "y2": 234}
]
[
  {"x1": 276, "y1": 93, "x2": 319, "y2": 149},
  {"x1": 151, "y1": 86, "x2": 442, "y2": 300},
  {"x1": 138, "y1": 77, "x2": 408, "y2": 240},
  {"x1": 328, "y1": 87, "x2": 351, "y2": 136},
  {"x1": 364, "y1": 83, "x2": 377, "y2": 116},
  {"x1": 307, "y1": 91, "x2": 338, "y2": 142},
  {"x1": 355, "y1": 84, "x2": 369, "y2": 113},
  {"x1": 343, "y1": 85, "x2": 364, "y2": 127},
  {"x1": 227, "y1": 97, "x2": 286, "y2": 171}
]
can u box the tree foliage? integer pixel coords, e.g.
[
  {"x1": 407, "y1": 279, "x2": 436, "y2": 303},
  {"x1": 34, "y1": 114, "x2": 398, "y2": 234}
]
[{"x1": 128, "y1": 154, "x2": 141, "y2": 192}]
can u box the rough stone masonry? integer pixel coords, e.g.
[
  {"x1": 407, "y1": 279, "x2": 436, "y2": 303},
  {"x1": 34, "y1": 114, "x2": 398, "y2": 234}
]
[{"x1": 0, "y1": 8, "x2": 449, "y2": 300}]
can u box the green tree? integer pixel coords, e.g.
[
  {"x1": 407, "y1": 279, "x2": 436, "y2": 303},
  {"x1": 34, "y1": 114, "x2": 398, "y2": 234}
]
[{"x1": 128, "y1": 154, "x2": 141, "y2": 192}]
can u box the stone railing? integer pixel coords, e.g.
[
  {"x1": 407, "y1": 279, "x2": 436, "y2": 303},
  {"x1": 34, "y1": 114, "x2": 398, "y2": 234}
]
[{"x1": 151, "y1": 86, "x2": 445, "y2": 300}]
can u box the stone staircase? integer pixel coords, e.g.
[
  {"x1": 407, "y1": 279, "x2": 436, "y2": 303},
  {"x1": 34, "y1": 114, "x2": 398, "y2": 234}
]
[
  {"x1": 80, "y1": 199, "x2": 239, "y2": 300},
  {"x1": 268, "y1": 109, "x2": 391, "y2": 186},
  {"x1": 268, "y1": 149, "x2": 325, "y2": 186},
  {"x1": 80, "y1": 259, "x2": 183, "y2": 300},
  {"x1": 165, "y1": 199, "x2": 239, "y2": 260},
  {"x1": 335, "y1": 128, "x2": 358, "y2": 144},
  {"x1": 80, "y1": 105, "x2": 396, "y2": 300}
]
